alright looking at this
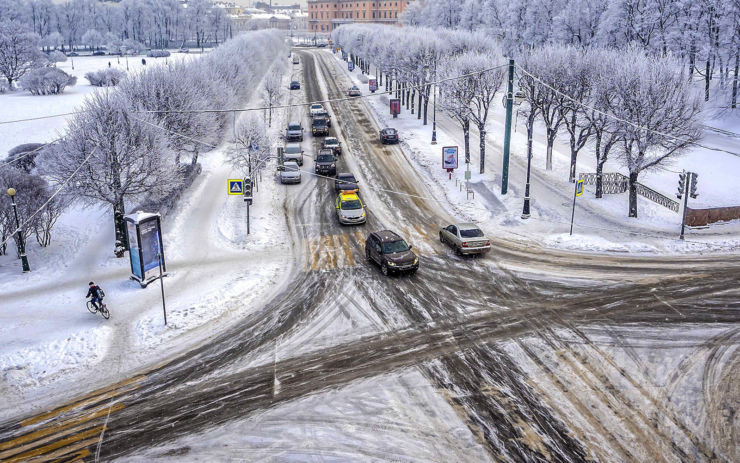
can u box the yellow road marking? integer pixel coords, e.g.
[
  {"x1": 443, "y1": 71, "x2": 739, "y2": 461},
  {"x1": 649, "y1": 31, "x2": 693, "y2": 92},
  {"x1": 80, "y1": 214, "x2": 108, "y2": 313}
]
[
  {"x1": 354, "y1": 231, "x2": 364, "y2": 244},
  {"x1": 310, "y1": 238, "x2": 320, "y2": 272},
  {"x1": 414, "y1": 224, "x2": 432, "y2": 240},
  {"x1": 323, "y1": 235, "x2": 335, "y2": 270},
  {"x1": 340, "y1": 234, "x2": 355, "y2": 267},
  {"x1": 6, "y1": 427, "x2": 103, "y2": 463},
  {"x1": 0, "y1": 403, "x2": 124, "y2": 456},
  {"x1": 63, "y1": 448, "x2": 91, "y2": 462},
  {"x1": 1, "y1": 420, "x2": 100, "y2": 460},
  {"x1": 24, "y1": 437, "x2": 99, "y2": 463},
  {"x1": 332, "y1": 235, "x2": 345, "y2": 268},
  {"x1": 21, "y1": 376, "x2": 143, "y2": 427}
]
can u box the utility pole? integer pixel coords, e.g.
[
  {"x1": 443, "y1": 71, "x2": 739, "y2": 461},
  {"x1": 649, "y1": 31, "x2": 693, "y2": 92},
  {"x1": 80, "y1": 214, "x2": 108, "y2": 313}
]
[
  {"x1": 501, "y1": 58, "x2": 514, "y2": 195},
  {"x1": 432, "y1": 61, "x2": 437, "y2": 145},
  {"x1": 6, "y1": 188, "x2": 30, "y2": 272}
]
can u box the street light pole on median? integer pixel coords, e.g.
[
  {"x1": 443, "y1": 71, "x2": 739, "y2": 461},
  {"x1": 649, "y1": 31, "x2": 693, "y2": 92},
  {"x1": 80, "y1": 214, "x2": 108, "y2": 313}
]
[
  {"x1": 7, "y1": 188, "x2": 31, "y2": 272},
  {"x1": 432, "y1": 61, "x2": 437, "y2": 145}
]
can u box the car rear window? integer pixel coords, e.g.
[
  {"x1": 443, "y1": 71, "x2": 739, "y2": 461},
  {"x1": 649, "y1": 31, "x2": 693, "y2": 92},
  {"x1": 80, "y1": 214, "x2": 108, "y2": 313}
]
[
  {"x1": 317, "y1": 154, "x2": 335, "y2": 162},
  {"x1": 285, "y1": 145, "x2": 301, "y2": 154},
  {"x1": 382, "y1": 240, "x2": 410, "y2": 254},
  {"x1": 385, "y1": 129, "x2": 397, "y2": 135},
  {"x1": 313, "y1": 119, "x2": 327, "y2": 126},
  {"x1": 288, "y1": 124, "x2": 301, "y2": 130},
  {"x1": 460, "y1": 228, "x2": 484, "y2": 238},
  {"x1": 325, "y1": 138, "x2": 338, "y2": 144},
  {"x1": 338, "y1": 175, "x2": 356, "y2": 183}
]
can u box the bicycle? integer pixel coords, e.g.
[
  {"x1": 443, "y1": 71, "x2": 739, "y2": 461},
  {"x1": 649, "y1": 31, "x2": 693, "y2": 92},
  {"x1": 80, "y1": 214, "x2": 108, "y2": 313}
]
[{"x1": 87, "y1": 297, "x2": 110, "y2": 319}]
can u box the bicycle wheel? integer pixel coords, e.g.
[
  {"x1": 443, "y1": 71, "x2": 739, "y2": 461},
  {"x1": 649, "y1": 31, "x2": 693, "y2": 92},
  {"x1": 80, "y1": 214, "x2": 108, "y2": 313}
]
[
  {"x1": 87, "y1": 301, "x2": 97, "y2": 314},
  {"x1": 100, "y1": 304, "x2": 110, "y2": 320}
]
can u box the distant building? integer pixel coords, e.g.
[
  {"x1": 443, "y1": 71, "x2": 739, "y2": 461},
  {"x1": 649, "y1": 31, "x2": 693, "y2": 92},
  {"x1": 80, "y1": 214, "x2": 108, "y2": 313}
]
[{"x1": 307, "y1": 0, "x2": 413, "y2": 33}]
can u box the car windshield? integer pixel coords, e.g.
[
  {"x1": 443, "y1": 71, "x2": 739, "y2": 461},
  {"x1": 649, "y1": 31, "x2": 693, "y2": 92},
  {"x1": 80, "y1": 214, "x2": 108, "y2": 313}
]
[
  {"x1": 285, "y1": 145, "x2": 301, "y2": 154},
  {"x1": 338, "y1": 175, "x2": 356, "y2": 183},
  {"x1": 313, "y1": 119, "x2": 327, "y2": 126},
  {"x1": 288, "y1": 124, "x2": 301, "y2": 130},
  {"x1": 325, "y1": 138, "x2": 338, "y2": 144},
  {"x1": 285, "y1": 164, "x2": 299, "y2": 171},
  {"x1": 382, "y1": 240, "x2": 409, "y2": 254},
  {"x1": 311, "y1": 105, "x2": 322, "y2": 110},
  {"x1": 341, "y1": 200, "x2": 362, "y2": 210},
  {"x1": 317, "y1": 154, "x2": 335, "y2": 162},
  {"x1": 460, "y1": 228, "x2": 484, "y2": 238}
]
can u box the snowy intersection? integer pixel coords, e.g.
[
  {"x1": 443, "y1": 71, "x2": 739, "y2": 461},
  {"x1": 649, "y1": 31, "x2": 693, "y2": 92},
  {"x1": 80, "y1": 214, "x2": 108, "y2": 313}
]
[{"x1": 0, "y1": 45, "x2": 739, "y2": 463}]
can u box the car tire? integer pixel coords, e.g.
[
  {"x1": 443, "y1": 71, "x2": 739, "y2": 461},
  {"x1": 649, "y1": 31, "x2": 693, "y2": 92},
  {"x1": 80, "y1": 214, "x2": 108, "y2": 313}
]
[
  {"x1": 381, "y1": 262, "x2": 389, "y2": 276},
  {"x1": 455, "y1": 246, "x2": 462, "y2": 256},
  {"x1": 365, "y1": 247, "x2": 371, "y2": 261},
  {"x1": 439, "y1": 232, "x2": 445, "y2": 244}
]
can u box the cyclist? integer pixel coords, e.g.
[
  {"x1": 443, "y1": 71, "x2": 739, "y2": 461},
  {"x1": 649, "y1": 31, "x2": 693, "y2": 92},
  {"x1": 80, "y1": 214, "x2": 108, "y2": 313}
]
[{"x1": 86, "y1": 281, "x2": 104, "y2": 311}]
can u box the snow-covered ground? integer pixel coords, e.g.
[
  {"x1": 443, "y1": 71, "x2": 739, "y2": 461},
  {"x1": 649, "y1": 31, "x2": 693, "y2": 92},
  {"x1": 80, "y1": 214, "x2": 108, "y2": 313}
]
[
  {"x1": 0, "y1": 53, "x2": 196, "y2": 157},
  {"x1": 0, "y1": 52, "x2": 293, "y2": 420},
  {"x1": 332, "y1": 51, "x2": 739, "y2": 255}
]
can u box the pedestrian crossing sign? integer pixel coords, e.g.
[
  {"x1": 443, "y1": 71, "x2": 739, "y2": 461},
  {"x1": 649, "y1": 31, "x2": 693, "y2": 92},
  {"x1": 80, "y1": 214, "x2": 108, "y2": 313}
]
[
  {"x1": 575, "y1": 179, "x2": 584, "y2": 197},
  {"x1": 228, "y1": 179, "x2": 243, "y2": 195}
]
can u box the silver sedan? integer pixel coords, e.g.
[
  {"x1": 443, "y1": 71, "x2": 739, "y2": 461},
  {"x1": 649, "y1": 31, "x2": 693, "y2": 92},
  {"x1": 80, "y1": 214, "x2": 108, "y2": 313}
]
[{"x1": 439, "y1": 223, "x2": 491, "y2": 255}]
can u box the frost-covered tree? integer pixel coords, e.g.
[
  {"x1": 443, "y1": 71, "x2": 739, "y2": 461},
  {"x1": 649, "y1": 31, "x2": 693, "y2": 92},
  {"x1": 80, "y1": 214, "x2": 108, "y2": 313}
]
[
  {"x1": 40, "y1": 91, "x2": 180, "y2": 253},
  {"x1": 229, "y1": 114, "x2": 271, "y2": 177},
  {"x1": 20, "y1": 66, "x2": 76, "y2": 94},
  {"x1": 0, "y1": 20, "x2": 44, "y2": 88},
  {"x1": 609, "y1": 50, "x2": 704, "y2": 217},
  {"x1": 440, "y1": 55, "x2": 477, "y2": 165},
  {"x1": 261, "y1": 62, "x2": 286, "y2": 128},
  {"x1": 465, "y1": 50, "x2": 506, "y2": 174},
  {"x1": 81, "y1": 29, "x2": 103, "y2": 51}
]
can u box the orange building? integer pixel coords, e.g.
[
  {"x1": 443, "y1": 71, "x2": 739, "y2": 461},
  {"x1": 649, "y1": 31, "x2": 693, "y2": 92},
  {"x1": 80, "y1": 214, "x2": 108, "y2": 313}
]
[{"x1": 308, "y1": 0, "x2": 413, "y2": 33}]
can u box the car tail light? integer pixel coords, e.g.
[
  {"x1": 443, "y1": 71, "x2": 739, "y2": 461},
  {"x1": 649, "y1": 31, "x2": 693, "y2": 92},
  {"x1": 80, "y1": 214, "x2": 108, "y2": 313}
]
[
  {"x1": 485, "y1": 241, "x2": 490, "y2": 246},
  {"x1": 462, "y1": 242, "x2": 469, "y2": 247}
]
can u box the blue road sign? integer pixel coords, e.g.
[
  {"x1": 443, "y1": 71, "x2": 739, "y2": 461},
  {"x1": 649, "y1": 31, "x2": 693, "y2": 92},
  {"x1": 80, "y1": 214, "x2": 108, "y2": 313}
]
[{"x1": 228, "y1": 179, "x2": 243, "y2": 195}]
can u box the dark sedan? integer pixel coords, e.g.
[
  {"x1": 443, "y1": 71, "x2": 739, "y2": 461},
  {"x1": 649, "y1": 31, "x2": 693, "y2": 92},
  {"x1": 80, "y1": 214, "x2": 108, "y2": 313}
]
[
  {"x1": 379, "y1": 128, "x2": 399, "y2": 144},
  {"x1": 289, "y1": 80, "x2": 300, "y2": 90},
  {"x1": 334, "y1": 173, "x2": 359, "y2": 192}
]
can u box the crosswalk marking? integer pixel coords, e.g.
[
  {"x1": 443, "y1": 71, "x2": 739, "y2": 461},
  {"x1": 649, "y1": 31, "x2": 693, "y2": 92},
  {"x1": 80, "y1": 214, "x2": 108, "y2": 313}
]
[
  {"x1": 302, "y1": 229, "x2": 437, "y2": 272},
  {"x1": 0, "y1": 375, "x2": 143, "y2": 463}
]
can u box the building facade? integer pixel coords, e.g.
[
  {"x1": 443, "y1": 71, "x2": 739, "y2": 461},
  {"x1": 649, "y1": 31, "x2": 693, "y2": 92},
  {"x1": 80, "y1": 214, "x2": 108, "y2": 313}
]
[{"x1": 307, "y1": 0, "x2": 413, "y2": 33}]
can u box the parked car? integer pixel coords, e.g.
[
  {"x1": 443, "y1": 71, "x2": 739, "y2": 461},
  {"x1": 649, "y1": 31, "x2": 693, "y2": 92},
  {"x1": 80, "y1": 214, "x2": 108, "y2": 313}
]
[
  {"x1": 311, "y1": 116, "x2": 329, "y2": 136},
  {"x1": 315, "y1": 150, "x2": 337, "y2": 176},
  {"x1": 379, "y1": 128, "x2": 399, "y2": 144},
  {"x1": 439, "y1": 223, "x2": 491, "y2": 255},
  {"x1": 67, "y1": 52, "x2": 79, "y2": 57},
  {"x1": 283, "y1": 143, "x2": 304, "y2": 166},
  {"x1": 178, "y1": 48, "x2": 190, "y2": 53},
  {"x1": 92, "y1": 51, "x2": 106, "y2": 56},
  {"x1": 322, "y1": 137, "x2": 342, "y2": 155},
  {"x1": 365, "y1": 230, "x2": 418, "y2": 276},
  {"x1": 285, "y1": 121, "x2": 304, "y2": 142},
  {"x1": 280, "y1": 161, "x2": 301, "y2": 184},
  {"x1": 348, "y1": 86, "x2": 361, "y2": 97},
  {"x1": 293, "y1": 56, "x2": 299, "y2": 64},
  {"x1": 289, "y1": 80, "x2": 300, "y2": 90},
  {"x1": 335, "y1": 191, "x2": 366, "y2": 225},
  {"x1": 334, "y1": 172, "x2": 358, "y2": 192}
]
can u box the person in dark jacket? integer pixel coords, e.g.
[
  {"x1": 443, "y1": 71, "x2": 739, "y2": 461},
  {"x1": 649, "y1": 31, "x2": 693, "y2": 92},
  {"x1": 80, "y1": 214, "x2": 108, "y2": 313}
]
[{"x1": 86, "y1": 281, "x2": 104, "y2": 310}]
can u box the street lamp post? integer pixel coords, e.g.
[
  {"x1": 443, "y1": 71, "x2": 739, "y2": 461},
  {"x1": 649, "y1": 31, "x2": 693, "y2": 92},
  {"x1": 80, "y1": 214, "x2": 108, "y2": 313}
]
[
  {"x1": 432, "y1": 61, "x2": 437, "y2": 145},
  {"x1": 7, "y1": 188, "x2": 31, "y2": 272}
]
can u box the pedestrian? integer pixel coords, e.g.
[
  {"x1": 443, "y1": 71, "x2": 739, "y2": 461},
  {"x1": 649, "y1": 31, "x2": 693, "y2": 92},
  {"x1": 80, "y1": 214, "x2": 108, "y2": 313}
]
[
  {"x1": 142, "y1": 58, "x2": 146, "y2": 65},
  {"x1": 108, "y1": 61, "x2": 111, "y2": 67}
]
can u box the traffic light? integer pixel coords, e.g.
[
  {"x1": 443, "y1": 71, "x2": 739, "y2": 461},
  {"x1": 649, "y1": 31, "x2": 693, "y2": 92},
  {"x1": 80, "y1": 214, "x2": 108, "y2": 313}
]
[
  {"x1": 676, "y1": 171, "x2": 686, "y2": 199},
  {"x1": 243, "y1": 177, "x2": 253, "y2": 204},
  {"x1": 689, "y1": 172, "x2": 698, "y2": 198}
]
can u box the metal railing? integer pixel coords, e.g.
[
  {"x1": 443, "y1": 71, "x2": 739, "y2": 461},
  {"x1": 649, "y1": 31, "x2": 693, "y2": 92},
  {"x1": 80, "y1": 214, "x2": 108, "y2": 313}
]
[{"x1": 579, "y1": 172, "x2": 680, "y2": 212}]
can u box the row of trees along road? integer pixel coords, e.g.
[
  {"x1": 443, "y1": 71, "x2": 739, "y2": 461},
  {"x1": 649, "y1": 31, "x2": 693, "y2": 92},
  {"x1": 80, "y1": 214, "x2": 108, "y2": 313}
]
[
  {"x1": 1, "y1": 0, "x2": 232, "y2": 53},
  {"x1": 333, "y1": 24, "x2": 704, "y2": 218},
  {"x1": 37, "y1": 31, "x2": 285, "y2": 254},
  {"x1": 406, "y1": 0, "x2": 740, "y2": 109}
]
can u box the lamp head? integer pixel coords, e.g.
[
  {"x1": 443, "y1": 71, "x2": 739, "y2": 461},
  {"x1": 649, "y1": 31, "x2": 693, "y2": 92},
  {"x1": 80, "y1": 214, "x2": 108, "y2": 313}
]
[{"x1": 7, "y1": 188, "x2": 16, "y2": 197}]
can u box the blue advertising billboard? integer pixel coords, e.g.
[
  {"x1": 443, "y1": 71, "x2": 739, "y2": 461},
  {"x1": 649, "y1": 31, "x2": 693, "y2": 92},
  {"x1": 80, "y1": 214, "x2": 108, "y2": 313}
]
[{"x1": 124, "y1": 212, "x2": 165, "y2": 287}]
